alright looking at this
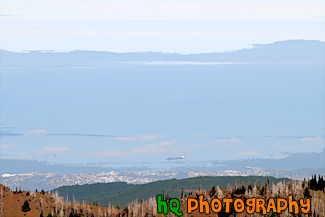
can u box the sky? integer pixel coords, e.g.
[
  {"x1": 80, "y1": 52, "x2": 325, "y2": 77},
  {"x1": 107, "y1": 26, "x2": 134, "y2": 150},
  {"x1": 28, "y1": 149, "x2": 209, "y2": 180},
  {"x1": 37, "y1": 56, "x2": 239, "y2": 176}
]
[
  {"x1": 0, "y1": 0, "x2": 324, "y2": 164},
  {"x1": 0, "y1": 0, "x2": 324, "y2": 53}
]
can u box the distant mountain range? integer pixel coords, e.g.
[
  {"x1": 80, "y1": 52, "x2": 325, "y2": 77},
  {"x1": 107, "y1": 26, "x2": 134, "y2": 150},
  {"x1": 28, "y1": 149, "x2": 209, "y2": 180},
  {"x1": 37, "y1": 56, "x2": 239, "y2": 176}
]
[
  {"x1": 1, "y1": 40, "x2": 324, "y2": 67},
  {"x1": 1, "y1": 150, "x2": 324, "y2": 175}
]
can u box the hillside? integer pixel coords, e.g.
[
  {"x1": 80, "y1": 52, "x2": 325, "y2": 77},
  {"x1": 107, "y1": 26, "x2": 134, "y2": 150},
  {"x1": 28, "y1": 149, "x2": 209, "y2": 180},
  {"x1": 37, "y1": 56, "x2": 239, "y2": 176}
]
[
  {"x1": 0, "y1": 184, "x2": 122, "y2": 217},
  {"x1": 53, "y1": 176, "x2": 289, "y2": 208},
  {"x1": 2, "y1": 176, "x2": 324, "y2": 217}
]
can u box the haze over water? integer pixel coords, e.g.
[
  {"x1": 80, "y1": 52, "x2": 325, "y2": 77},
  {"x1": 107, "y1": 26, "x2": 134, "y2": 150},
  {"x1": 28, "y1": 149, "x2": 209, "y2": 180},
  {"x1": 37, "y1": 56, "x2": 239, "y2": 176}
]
[{"x1": 1, "y1": 58, "x2": 324, "y2": 164}]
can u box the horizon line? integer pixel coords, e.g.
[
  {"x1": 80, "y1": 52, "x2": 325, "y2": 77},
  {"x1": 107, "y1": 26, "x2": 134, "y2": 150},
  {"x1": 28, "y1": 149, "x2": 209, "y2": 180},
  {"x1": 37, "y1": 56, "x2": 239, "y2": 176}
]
[{"x1": 1, "y1": 39, "x2": 324, "y2": 55}]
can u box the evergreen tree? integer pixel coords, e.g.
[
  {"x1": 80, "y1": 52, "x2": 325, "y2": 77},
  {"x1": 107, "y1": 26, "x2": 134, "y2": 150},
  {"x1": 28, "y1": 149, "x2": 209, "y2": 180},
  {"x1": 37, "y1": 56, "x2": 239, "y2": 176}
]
[
  {"x1": 308, "y1": 174, "x2": 325, "y2": 192},
  {"x1": 248, "y1": 184, "x2": 253, "y2": 192},
  {"x1": 317, "y1": 175, "x2": 325, "y2": 192},
  {"x1": 210, "y1": 185, "x2": 216, "y2": 197},
  {"x1": 303, "y1": 187, "x2": 311, "y2": 198},
  {"x1": 241, "y1": 186, "x2": 246, "y2": 194},
  {"x1": 21, "y1": 200, "x2": 31, "y2": 212}
]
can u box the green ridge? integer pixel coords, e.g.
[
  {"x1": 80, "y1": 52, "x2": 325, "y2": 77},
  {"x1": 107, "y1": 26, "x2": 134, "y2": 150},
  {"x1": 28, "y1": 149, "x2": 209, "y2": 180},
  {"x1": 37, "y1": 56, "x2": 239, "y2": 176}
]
[{"x1": 53, "y1": 176, "x2": 290, "y2": 208}]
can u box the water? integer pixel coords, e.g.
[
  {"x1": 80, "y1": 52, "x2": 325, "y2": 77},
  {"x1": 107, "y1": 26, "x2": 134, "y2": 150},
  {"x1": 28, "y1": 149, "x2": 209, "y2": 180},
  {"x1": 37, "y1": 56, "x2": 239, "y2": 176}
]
[{"x1": 1, "y1": 62, "x2": 324, "y2": 164}]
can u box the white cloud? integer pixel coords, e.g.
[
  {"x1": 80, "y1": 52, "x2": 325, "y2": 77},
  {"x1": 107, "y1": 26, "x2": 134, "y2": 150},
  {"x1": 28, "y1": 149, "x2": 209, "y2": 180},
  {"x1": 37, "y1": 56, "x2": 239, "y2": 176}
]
[
  {"x1": 138, "y1": 135, "x2": 165, "y2": 140},
  {"x1": 100, "y1": 148, "x2": 188, "y2": 156},
  {"x1": 301, "y1": 137, "x2": 324, "y2": 143},
  {"x1": 114, "y1": 137, "x2": 137, "y2": 141},
  {"x1": 40, "y1": 147, "x2": 69, "y2": 153},
  {"x1": 92, "y1": 140, "x2": 187, "y2": 156},
  {"x1": 158, "y1": 140, "x2": 175, "y2": 146},
  {"x1": 0, "y1": 144, "x2": 15, "y2": 148},
  {"x1": 0, "y1": 142, "x2": 188, "y2": 159},
  {"x1": 26, "y1": 129, "x2": 47, "y2": 135}
]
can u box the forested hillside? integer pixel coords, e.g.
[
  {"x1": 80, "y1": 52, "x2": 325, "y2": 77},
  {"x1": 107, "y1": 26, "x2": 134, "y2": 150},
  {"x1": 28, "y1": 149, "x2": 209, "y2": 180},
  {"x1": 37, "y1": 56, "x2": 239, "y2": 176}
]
[
  {"x1": 2, "y1": 175, "x2": 325, "y2": 216},
  {"x1": 53, "y1": 176, "x2": 289, "y2": 208}
]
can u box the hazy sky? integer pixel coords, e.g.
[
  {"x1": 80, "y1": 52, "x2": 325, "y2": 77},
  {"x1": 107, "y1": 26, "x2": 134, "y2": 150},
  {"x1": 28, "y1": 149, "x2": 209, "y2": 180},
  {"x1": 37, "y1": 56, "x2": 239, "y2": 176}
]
[
  {"x1": 1, "y1": 0, "x2": 324, "y2": 53},
  {"x1": 1, "y1": 61, "x2": 324, "y2": 163},
  {"x1": 0, "y1": 1, "x2": 324, "y2": 163}
]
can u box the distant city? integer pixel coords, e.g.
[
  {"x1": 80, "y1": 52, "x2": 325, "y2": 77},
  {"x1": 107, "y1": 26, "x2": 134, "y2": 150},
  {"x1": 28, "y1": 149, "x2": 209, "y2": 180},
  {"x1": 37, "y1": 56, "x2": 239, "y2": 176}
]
[{"x1": 1, "y1": 150, "x2": 324, "y2": 190}]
